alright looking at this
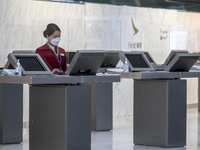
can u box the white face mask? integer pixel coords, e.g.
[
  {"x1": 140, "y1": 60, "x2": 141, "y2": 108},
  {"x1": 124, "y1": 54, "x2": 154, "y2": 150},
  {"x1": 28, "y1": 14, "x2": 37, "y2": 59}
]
[{"x1": 50, "y1": 37, "x2": 60, "y2": 46}]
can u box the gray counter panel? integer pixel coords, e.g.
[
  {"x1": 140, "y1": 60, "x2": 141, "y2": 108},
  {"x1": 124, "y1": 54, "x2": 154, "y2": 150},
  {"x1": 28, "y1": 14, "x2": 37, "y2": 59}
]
[
  {"x1": 29, "y1": 85, "x2": 91, "y2": 150},
  {"x1": 91, "y1": 83, "x2": 113, "y2": 131},
  {"x1": 134, "y1": 80, "x2": 186, "y2": 147},
  {"x1": 121, "y1": 70, "x2": 200, "y2": 80},
  {"x1": 0, "y1": 74, "x2": 120, "y2": 85},
  {"x1": 0, "y1": 84, "x2": 23, "y2": 144},
  {"x1": 121, "y1": 72, "x2": 180, "y2": 79}
]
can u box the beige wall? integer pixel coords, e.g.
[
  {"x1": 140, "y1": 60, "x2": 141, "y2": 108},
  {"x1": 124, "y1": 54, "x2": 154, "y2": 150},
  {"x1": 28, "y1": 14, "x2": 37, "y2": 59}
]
[{"x1": 1, "y1": 0, "x2": 200, "y2": 122}]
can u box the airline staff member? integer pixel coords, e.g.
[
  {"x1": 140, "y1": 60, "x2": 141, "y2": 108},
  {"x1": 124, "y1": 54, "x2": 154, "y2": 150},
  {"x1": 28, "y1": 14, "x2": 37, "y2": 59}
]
[{"x1": 36, "y1": 23, "x2": 67, "y2": 74}]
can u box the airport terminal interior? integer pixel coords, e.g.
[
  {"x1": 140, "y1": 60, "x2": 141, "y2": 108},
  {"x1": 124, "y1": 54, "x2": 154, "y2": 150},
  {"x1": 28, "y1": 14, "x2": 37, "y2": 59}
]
[{"x1": 1, "y1": 0, "x2": 200, "y2": 150}]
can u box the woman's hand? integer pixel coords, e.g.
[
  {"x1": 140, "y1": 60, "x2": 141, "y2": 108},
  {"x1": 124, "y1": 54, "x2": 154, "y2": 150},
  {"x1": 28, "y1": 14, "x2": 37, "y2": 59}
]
[{"x1": 52, "y1": 68, "x2": 62, "y2": 74}]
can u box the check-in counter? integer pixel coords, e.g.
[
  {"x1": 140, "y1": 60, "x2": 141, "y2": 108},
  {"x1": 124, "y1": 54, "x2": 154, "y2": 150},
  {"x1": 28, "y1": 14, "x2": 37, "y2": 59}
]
[
  {"x1": 122, "y1": 70, "x2": 200, "y2": 148},
  {"x1": 0, "y1": 74, "x2": 120, "y2": 150}
]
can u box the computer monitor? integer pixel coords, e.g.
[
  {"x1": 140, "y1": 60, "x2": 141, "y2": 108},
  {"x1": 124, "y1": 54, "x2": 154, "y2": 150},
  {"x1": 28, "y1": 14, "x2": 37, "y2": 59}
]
[
  {"x1": 100, "y1": 51, "x2": 120, "y2": 68},
  {"x1": 66, "y1": 50, "x2": 106, "y2": 75},
  {"x1": 66, "y1": 51, "x2": 76, "y2": 64},
  {"x1": 164, "y1": 50, "x2": 188, "y2": 65},
  {"x1": 164, "y1": 53, "x2": 200, "y2": 72},
  {"x1": 143, "y1": 51, "x2": 156, "y2": 64},
  {"x1": 120, "y1": 51, "x2": 154, "y2": 72},
  {"x1": 4, "y1": 53, "x2": 52, "y2": 75}
]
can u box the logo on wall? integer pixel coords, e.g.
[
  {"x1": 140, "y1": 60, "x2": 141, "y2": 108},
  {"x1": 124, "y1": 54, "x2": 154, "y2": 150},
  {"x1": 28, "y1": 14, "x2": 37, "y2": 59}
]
[
  {"x1": 128, "y1": 18, "x2": 142, "y2": 49},
  {"x1": 131, "y1": 18, "x2": 139, "y2": 36}
]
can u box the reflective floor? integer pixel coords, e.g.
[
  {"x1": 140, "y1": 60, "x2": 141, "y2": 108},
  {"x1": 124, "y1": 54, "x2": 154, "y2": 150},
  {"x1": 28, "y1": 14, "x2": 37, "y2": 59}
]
[{"x1": 0, "y1": 108, "x2": 199, "y2": 150}]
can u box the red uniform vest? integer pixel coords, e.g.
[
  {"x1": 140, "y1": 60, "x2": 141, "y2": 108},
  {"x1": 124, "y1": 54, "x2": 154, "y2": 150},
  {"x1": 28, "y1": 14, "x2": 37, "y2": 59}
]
[{"x1": 36, "y1": 44, "x2": 67, "y2": 72}]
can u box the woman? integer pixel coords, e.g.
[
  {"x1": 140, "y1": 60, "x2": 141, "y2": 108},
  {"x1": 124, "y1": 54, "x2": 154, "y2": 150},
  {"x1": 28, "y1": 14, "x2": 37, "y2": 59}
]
[{"x1": 36, "y1": 23, "x2": 67, "y2": 74}]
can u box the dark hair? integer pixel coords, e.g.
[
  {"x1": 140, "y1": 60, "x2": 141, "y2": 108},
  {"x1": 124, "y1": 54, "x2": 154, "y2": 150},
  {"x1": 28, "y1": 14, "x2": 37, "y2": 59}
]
[{"x1": 43, "y1": 23, "x2": 61, "y2": 38}]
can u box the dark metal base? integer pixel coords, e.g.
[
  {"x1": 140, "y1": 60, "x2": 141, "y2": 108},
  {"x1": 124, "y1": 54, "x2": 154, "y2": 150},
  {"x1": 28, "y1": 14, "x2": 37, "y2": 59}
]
[
  {"x1": 198, "y1": 78, "x2": 200, "y2": 113},
  {"x1": 134, "y1": 79, "x2": 186, "y2": 147},
  {"x1": 91, "y1": 83, "x2": 113, "y2": 131},
  {"x1": 0, "y1": 84, "x2": 23, "y2": 144},
  {"x1": 29, "y1": 84, "x2": 91, "y2": 150}
]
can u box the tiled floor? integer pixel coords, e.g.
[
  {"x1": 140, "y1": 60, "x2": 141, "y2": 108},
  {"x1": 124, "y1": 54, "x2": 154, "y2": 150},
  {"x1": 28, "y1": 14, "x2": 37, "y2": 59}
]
[{"x1": 0, "y1": 108, "x2": 199, "y2": 150}]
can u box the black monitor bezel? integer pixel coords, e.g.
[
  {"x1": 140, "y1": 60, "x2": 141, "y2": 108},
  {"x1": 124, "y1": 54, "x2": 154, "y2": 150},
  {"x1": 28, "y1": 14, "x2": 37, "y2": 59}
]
[
  {"x1": 164, "y1": 50, "x2": 188, "y2": 65},
  {"x1": 4, "y1": 53, "x2": 52, "y2": 75},
  {"x1": 100, "y1": 50, "x2": 121, "y2": 68},
  {"x1": 66, "y1": 51, "x2": 76, "y2": 64},
  {"x1": 66, "y1": 50, "x2": 106, "y2": 75},
  {"x1": 143, "y1": 51, "x2": 156, "y2": 64},
  {"x1": 164, "y1": 53, "x2": 200, "y2": 72},
  {"x1": 120, "y1": 51, "x2": 154, "y2": 72}
]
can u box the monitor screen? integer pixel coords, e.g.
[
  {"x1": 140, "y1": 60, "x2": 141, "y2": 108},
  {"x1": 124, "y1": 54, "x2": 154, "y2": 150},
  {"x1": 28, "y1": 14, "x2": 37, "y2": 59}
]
[
  {"x1": 164, "y1": 50, "x2": 188, "y2": 65},
  {"x1": 4, "y1": 53, "x2": 52, "y2": 75},
  {"x1": 100, "y1": 51, "x2": 120, "y2": 68},
  {"x1": 125, "y1": 54, "x2": 149, "y2": 68},
  {"x1": 120, "y1": 51, "x2": 154, "y2": 72},
  {"x1": 15, "y1": 56, "x2": 46, "y2": 71},
  {"x1": 143, "y1": 52, "x2": 155, "y2": 64},
  {"x1": 66, "y1": 50, "x2": 105, "y2": 75},
  {"x1": 164, "y1": 53, "x2": 200, "y2": 72}
]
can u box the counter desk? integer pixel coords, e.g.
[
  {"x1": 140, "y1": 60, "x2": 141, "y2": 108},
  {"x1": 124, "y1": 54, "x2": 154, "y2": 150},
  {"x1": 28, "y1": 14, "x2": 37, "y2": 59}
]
[
  {"x1": 121, "y1": 70, "x2": 200, "y2": 148},
  {"x1": 0, "y1": 74, "x2": 120, "y2": 150}
]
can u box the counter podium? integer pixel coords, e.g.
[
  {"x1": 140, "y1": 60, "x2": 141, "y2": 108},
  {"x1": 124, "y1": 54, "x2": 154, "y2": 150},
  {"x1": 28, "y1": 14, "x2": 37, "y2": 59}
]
[
  {"x1": 0, "y1": 74, "x2": 120, "y2": 150},
  {"x1": 91, "y1": 82, "x2": 113, "y2": 131},
  {"x1": 122, "y1": 70, "x2": 200, "y2": 148}
]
